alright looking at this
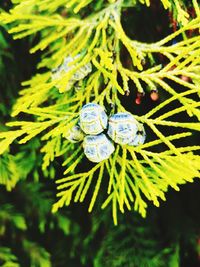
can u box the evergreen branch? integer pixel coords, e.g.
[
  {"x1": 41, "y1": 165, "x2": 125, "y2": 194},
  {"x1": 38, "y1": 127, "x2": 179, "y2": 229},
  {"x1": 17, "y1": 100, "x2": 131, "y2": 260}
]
[
  {"x1": 0, "y1": 154, "x2": 21, "y2": 191},
  {"x1": 144, "y1": 88, "x2": 200, "y2": 119},
  {"x1": 22, "y1": 240, "x2": 51, "y2": 267},
  {"x1": 0, "y1": 247, "x2": 19, "y2": 267},
  {"x1": 52, "y1": 161, "x2": 104, "y2": 213},
  {"x1": 88, "y1": 162, "x2": 104, "y2": 212},
  {"x1": 0, "y1": 130, "x2": 25, "y2": 155},
  {"x1": 135, "y1": 132, "x2": 192, "y2": 150},
  {"x1": 1, "y1": 0, "x2": 200, "y2": 224},
  {"x1": 0, "y1": 112, "x2": 78, "y2": 166},
  {"x1": 41, "y1": 136, "x2": 62, "y2": 170}
]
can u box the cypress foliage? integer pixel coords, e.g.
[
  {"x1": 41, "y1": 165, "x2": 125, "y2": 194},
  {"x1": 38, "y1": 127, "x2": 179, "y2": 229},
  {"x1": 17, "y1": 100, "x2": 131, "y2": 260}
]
[{"x1": 0, "y1": 0, "x2": 200, "y2": 266}]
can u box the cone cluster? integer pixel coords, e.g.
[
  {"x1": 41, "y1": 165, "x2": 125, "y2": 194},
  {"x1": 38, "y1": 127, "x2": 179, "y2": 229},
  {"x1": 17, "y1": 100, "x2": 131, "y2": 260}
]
[
  {"x1": 52, "y1": 55, "x2": 92, "y2": 91},
  {"x1": 66, "y1": 103, "x2": 146, "y2": 163}
]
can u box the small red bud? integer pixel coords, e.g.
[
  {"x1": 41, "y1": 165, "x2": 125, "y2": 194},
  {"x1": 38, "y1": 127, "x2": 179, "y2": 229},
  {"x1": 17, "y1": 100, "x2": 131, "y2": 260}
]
[
  {"x1": 135, "y1": 92, "x2": 145, "y2": 104},
  {"x1": 150, "y1": 91, "x2": 159, "y2": 101},
  {"x1": 135, "y1": 97, "x2": 141, "y2": 105},
  {"x1": 181, "y1": 75, "x2": 189, "y2": 82}
]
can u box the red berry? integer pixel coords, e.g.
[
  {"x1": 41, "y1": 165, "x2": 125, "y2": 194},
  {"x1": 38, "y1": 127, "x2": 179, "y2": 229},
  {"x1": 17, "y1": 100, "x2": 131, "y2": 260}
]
[
  {"x1": 150, "y1": 91, "x2": 159, "y2": 101},
  {"x1": 181, "y1": 75, "x2": 189, "y2": 82},
  {"x1": 135, "y1": 97, "x2": 141, "y2": 105}
]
